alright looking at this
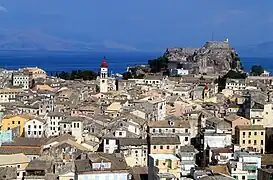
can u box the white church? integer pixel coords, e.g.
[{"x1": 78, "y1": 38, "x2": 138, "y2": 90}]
[{"x1": 99, "y1": 57, "x2": 116, "y2": 93}]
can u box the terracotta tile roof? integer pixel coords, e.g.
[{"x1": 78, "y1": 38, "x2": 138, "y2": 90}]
[
  {"x1": 209, "y1": 165, "x2": 230, "y2": 176},
  {"x1": 236, "y1": 125, "x2": 265, "y2": 131},
  {"x1": 150, "y1": 136, "x2": 180, "y2": 145},
  {"x1": 148, "y1": 119, "x2": 190, "y2": 128}
]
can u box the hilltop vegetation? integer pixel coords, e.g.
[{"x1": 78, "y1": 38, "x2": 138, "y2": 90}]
[{"x1": 56, "y1": 70, "x2": 98, "y2": 80}]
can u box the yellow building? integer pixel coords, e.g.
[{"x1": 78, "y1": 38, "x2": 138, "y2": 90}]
[
  {"x1": 235, "y1": 125, "x2": 265, "y2": 154},
  {"x1": 149, "y1": 136, "x2": 180, "y2": 155},
  {"x1": 1, "y1": 115, "x2": 33, "y2": 136},
  {"x1": 148, "y1": 154, "x2": 181, "y2": 180}
]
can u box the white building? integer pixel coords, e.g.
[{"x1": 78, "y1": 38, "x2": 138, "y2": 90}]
[
  {"x1": 200, "y1": 128, "x2": 232, "y2": 150},
  {"x1": 12, "y1": 72, "x2": 29, "y2": 90},
  {"x1": 261, "y1": 70, "x2": 270, "y2": 77},
  {"x1": 170, "y1": 68, "x2": 189, "y2": 76},
  {"x1": 249, "y1": 101, "x2": 273, "y2": 128},
  {"x1": 75, "y1": 153, "x2": 131, "y2": 180},
  {"x1": 24, "y1": 118, "x2": 45, "y2": 138},
  {"x1": 71, "y1": 119, "x2": 83, "y2": 143},
  {"x1": 46, "y1": 112, "x2": 64, "y2": 137},
  {"x1": 0, "y1": 88, "x2": 23, "y2": 103},
  {"x1": 59, "y1": 116, "x2": 84, "y2": 143},
  {"x1": 100, "y1": 58, "x2": 109, "y2": 93},
  {"x1": 148, "y1": 119, "x2": 191, "y2": 146},
  {"x1": 144, "y1": 76, "x2": 163, "y2": 87},
  {"x1": 179, "y1": 145, "x2": 198, "y2": 176},
  {"x1": 225, "y1": 78, "x2": 246, "y2": 90},
  {"x1": 119, "y1": 138, "x2": 148, "y2": 167},
  {"x1": 136, "y1": 97, "x2": 166, "y2": 121},
  {"x1": 230, "y1": 150, "x2": 261, "y2": 180}
]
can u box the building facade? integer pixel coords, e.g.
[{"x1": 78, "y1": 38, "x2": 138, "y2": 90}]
[
  {"x1": 12, "y1": 72, "x2": 29, "y2": 90},
  {"x1": 148, "y1": 154, "x2": 181, "y2": 180},
  {"x1": 235, "y1": 125, "x2": 266, "y2": 154},
  {"x1": 100, "y1": 58, "x2": 108, "y2": 93},
  {"x1": 24, "y1": 119, "x2": 45, "y2": 138}
]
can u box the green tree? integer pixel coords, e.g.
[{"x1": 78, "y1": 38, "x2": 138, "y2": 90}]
[
  {"x1": 148, "y1": 56, "x2": 168, "y2": 73},
  {"x1": 251, "y1": 65, "x2": 264, "y2": 76},
  {"x1": 122, "y1": 72, "x2": 133, "y2": 80}
]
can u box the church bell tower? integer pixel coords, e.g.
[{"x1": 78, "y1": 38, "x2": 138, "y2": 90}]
[{"x1": 100, "y1": 57, "x2": 108, "y2": 93}]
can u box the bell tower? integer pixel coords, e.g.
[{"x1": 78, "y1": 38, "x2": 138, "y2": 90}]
[{"x1": 100, "y1": 57, "x2": 108, "y2": 93}]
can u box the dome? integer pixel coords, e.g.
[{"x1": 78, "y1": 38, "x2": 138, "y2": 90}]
[{"x1": 101, "y1": 58, "x2": 108, "y2": 68}]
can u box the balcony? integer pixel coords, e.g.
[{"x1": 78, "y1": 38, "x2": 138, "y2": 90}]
[
  {"x1": 247, "y1": 166, "x2": 257, "y2": 171},
  {"x1": 247, "y1": 175, "x2": 257, "y2": 180}
]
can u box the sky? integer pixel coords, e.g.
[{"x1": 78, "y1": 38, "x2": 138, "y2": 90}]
[{"x1": 0, "y1": 0, "x2": 272, "y2": 50}]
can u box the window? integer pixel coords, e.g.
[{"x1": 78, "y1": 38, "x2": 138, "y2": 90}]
[
  {"x1": 160, "y1": 145, "x2": 163, "y2": 149},
  {"x1": 172, "y1": 129, "x2": 175, "y2": 133},
  {"x1": 7, "y1": 127, "x2": 10, "y2": 130},
  {"x1": 34, "y1": 125, "x2": 37, "y2": 129},
  {"x1": 64, "y1": 124, "x2": 66, "y2": 128},
  {"x1": 39, "y1": 125, "x2": 42, "y2": 129},
  {"x1": 248, "y1": 132, "x2": 251, "y2": 136},
  {"x1": 248, "y1": 140, "x2": 251, "y2": 144},
  {"x1": 119, "y1": 132, "x2": 122, "y2": 136},
  {"x1": 185, "y1": 137, "x2": 189, "y2": 141},
  {"x1": 18, "y1": 121, "x2": 20, "y2": 125},
  {"x1": 28, "y1": 125, "x2": 31, "y2": 128},
  {"x1": 77, "y1": 123, "x2": 79, "y2": 128},
  {"x1": 34, "y1": 131, "x2": 37, "y2": 135},
  {"x1": 153, "y1": 145, "x2": 156, "y2": 149},
  {"x1": 166, "y1": 145, "x2": 170, "y2": 149},
  {"x1": 242, "y1": 140, "x2": 245, "y2": 144},
  {"x1": 261, "y1": 140, "x2": 264, "y2": 145},
  {"x1": 243, "y1": 132, "x2": 245, "y2": 135},
  {"x1": 17, "y1": 173, "x2": 19, "y2": 177},
  {"x1": 185, "y1": 129, "x2": 188, "y2": 133},
  {"x1": 159, "y1": 129, "x2": 162, "y2": 133},
  {"x1": 242, "y1": 176, "x2": 245, "y2": 180},
  {"x1": 152, "y1": 129, "x2": 155, "y2": 133},
  {"x1": 12, "y1": 121, "x2": 15, "y2": 124},
  {"x1": 261, "y1": 149, "x2": 264, "y2": 154},
  {"x1": 254, "y1": 140, "x2": 257, "y2": 145},
  {"x1": 28, "y1": 131, "x2": 30, "y2": 135},
  {"x1": 254, "y1": 132, "x2": 257, "y2": 136},
  {"x1": 39, "y1": 131, "x2": 42, "y2": 135},
  {"x1": 105, "y1": 139, "x2": 109, "y2": 145},
  {"x1": 261, "y1": 132, "x2": 264, "y2": 135}
]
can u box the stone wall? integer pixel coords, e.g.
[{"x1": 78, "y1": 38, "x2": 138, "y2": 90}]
[{"x1": 165, "y1": 41, "x2": 241, "y2": 75}]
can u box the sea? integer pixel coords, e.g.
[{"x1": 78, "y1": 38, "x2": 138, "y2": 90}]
[{"x1": 0, "y1": 51, "x2": 271, "y2": 75}]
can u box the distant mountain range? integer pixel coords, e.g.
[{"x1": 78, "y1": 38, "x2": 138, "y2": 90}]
[
  {"x1": 236, "y1": 41, "x2": 273, "y2": 57},
  {"x1": 0, "y1": 29, "x2": 273, "y2": 56},
  {"x1": 0, "y1": 29, "x2": 138, "y2": 52}
]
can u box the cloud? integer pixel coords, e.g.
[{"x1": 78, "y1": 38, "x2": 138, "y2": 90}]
[{"x1": 0, "y1": 6, "x2": 7, "y2": 13}]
